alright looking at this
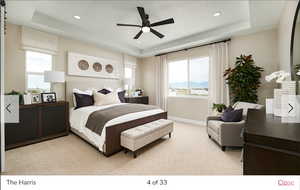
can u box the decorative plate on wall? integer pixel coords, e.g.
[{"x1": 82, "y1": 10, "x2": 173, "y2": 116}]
[
  {"x1": 105, "y1": 64, "x2": 114, "y2": 73},
  {"x1": 93, "y1": 62, "x2": 102, "y2": 72},
  {"x1": 78, "y1": 60, "x2": 89, "y2": 70},
  {"x1": 68, "y1": 52, "x2": 120, "y2": 79}
]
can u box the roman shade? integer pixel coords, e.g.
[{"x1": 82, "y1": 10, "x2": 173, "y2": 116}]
[{"x1": 21, "y1": 26, "x2": 58, "y2": 55}]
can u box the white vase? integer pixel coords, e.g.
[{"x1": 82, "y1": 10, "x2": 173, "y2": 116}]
[
  {"x1": 265, "y1": 98, "x2": 273, "y2": 114},
  {"x1": 23, "y1": 94, "x2": 32, "y2": 105}
]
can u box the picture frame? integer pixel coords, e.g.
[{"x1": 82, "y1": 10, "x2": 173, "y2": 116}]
[
  {"x1": 41, "y1": 92, "x2": 57, "y2": 103},
  {"x1": 31, "y1": 94, "x2": 41, "y2": 104}
]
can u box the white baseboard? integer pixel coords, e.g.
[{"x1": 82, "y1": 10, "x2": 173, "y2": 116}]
[{"x1": 168, "y1": 116, "x2": 206, "y2": 126}]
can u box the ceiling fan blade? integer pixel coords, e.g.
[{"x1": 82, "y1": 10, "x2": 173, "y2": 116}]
[
  {"x1": 137, "y1": 7, "x2": 147, "y2": 23},
  {"x1": 133, "y1": 30, "x2": 143, "y2": 39},
  {"x1": 150, "y1": 28, "x2": 164, "y2": 38},
  {"x1": 117, "y1": 24, "x2": 141, "y2": 27},
  {"x1": 150, "y1": 18, "x2": 174, "y2": 27}
]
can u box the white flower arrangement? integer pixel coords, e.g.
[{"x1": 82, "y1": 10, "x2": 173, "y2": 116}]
[{"x1": 265, "y1": 70, "x2": 290, "y2": 83}]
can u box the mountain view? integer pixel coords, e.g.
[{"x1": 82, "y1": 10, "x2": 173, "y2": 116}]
[{"x1": 169, "y1": 81, "x2": 208, "y2": 89}]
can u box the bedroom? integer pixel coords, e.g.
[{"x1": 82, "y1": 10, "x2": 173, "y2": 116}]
[{"x1": 1, "y1": 0, "x2": 300, "y2": 185}]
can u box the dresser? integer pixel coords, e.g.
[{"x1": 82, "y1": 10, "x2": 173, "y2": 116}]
[
  {"x1": 244, "y1": 109, "x2": 300, "y2": 175},
  {"x1": 5, "y1": 101, "x2": 69, "y2": 150},
  {"x1": 124, "y1": 96, "x2": 149, "y2": 105}
]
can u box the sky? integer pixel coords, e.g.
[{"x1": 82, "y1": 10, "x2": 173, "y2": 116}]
[{"x1": 169, "y1": 57, "x2": 209, "y2": 84}]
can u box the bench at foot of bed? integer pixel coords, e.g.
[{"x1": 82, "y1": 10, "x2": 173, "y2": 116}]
[{"x1": 121, "y1": 119, "x2": 174, "y2": 158}]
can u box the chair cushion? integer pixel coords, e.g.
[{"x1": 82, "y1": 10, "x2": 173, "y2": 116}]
[{"x1": 221, "y1": 109, "x2": 243, "y2": 122}]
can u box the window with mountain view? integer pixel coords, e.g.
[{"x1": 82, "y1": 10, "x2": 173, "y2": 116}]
[{"x1": 168, "y1": 57, "x2": 209, "y2": 96}]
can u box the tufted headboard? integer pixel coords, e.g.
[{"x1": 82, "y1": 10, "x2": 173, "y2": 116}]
[{"x1": 66, "y1": 79, "x2": 122, "y2": 108}]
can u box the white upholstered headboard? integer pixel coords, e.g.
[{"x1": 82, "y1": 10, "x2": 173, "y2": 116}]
[{"x1": 66, "y1": 79, "x2": 122, "y2": 107}]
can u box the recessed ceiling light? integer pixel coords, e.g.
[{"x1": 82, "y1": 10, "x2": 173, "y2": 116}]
[
  {"x1": 214, "y1": 12, "x2": 221, "y2": 17},
  {"x1": 73, "y1": 15, "x2": 81, "y2": 20}
]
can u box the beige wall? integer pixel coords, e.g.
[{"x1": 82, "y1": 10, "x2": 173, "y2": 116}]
[
  {"x1": 230, "y1": 28, "x2": 279, "y2": 105},
  {"x1": 278, "y1": 0, "x2": 298, "y2": 73},
  {"x1": 167, "y1": 97, "x2": 208, "y2": 122},
  {"x1": 139, "y1": 28, "x2": 280, "y2": 122},
  {"x1": 138, "y1": 56, "x2": 159, "y2": 105},
  {"x1": 5, "y1": 23, "x2": 138, "y2": 100}
]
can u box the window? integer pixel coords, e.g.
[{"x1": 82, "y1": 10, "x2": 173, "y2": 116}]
[
  {"x1": 26, "y1": 51, "x2": 52, "y2": 91},
  {"x1": 168, "y1": 57, "x2": 209, "y2": 96},
  {"x1": 124, "y1": 62, "x2": 136, "y2": 91},
  {"x1": 125, "y1": 67, "x2": 133, "y2": 79}
]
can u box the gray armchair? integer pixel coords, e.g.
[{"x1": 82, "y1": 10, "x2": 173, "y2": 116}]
[{"x1": 206, "y1": 102, "x2": 263, "y2": 151}]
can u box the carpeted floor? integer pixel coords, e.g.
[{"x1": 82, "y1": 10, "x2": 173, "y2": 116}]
[{"x1": 4, "y1": 122, "x2": 242, "y2": 175}]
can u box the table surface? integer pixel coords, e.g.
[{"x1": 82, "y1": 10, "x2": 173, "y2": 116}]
[{"x1": 245, "y1": 109, "x2": 300, "y2": 143}]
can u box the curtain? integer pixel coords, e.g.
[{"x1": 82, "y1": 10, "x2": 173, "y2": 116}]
[
  {"x1": 208, "y1": 42, "x2": 230, "y2": 114},
  {"x1": 155, "y1": 55, "x2": 168, "y2": 110}
]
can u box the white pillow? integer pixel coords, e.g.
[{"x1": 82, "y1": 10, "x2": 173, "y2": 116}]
[
  {"x1": 93, "y1": 91, "x2": 120, "y2": 106},
  {"x1": 72, "y1": 89, "x2": 93, "y2": 107}
]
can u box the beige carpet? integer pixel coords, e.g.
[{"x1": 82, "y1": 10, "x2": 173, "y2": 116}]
[{"x1": 4, "y1": 122, "x2": 242, "y2": 175}]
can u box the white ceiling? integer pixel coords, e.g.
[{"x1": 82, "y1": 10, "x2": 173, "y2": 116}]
[{"x1": 6, "y1": 0, "x2": 286, "y2": 57}]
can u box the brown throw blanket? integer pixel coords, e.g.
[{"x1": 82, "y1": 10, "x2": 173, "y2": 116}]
[{"x1": 85, "y1": 103, "x2": 159, "y2": 135}]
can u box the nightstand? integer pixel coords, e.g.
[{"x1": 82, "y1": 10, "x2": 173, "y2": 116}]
[
  {"x1": 124, "y1": 96, "x2": 149, "y2": 105},
  {"x1": 5, "y1": 101, "x2": 70, "y2": 150}
]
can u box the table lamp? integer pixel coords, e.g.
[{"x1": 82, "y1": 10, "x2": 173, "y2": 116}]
[{"x1": 44, "y1": 71, "x2": 65, "y2": 100}]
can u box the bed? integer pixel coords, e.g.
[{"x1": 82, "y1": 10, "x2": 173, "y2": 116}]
[{"x1": 67, "y1": 81, "x2": 167, "y2": 156}]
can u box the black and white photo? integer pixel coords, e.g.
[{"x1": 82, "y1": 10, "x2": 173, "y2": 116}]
[{"x1": 41, "y1": 92, "x2": 57, "y2": 103}]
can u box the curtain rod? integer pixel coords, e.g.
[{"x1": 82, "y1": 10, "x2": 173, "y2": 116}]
[{"x1": 155, "y1": 38, "x2": 231, "y2": 57}]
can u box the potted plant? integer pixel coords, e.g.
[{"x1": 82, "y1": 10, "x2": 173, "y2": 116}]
[
  {"x1": 224, "y1": 55, "x2": 264, "y2": 103},
  {"x1": 212, "y1": 103, "x2": 227, "y2": 113}
]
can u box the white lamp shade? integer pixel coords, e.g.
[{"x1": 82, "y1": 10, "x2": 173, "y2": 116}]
[{"x1": 44, "y1": 71, "x2": 65, "y2": 83}]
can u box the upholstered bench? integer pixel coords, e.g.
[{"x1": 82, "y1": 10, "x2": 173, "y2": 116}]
[{"x1": 121, "y1": 119, "x2": 174, "y2": 158}]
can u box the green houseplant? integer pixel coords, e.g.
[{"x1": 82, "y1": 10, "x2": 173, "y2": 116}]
[
  {"x1": 212, "y1": 103, "x2": 227, "y2": 113},
  {"x1": 224, "y1": 55, "x2": 264, "y2": 103}
]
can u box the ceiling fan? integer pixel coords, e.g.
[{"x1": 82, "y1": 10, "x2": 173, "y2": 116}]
[{"x1": 117, "y1": 7, "x2": 175, "y2": 39}]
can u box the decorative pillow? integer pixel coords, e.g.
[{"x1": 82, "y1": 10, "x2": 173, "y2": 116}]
[
  {"x1": 74, "y1": 93, "x2": 94, "y2": 110},
  {"x1": 72, "y1": 89, "x2": 93, "y2": 107},
  {"x1": 223, "y1": 106, "x2": 234, "y2": 112},
  {"x1": 98, "y1": 88, "x2": 126, "y2": 103},
  {"x1": 94, "y1": 91, "x2": 121, "y2": 106},
  {"x1": 98, "y1": 88, "x2": 111, "y2": 95},
  {"x1": 117, "y1": 90, "x2": 126, "y2": 103},
  {"x1": 221, "y1": 108, "x2": 243, "y2": 122}
]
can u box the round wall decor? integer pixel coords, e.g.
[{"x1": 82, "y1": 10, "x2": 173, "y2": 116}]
[
  {"x1": 78, "y1": 60, "x2": 89, "y2": 70},
  {"x1": 105, "y1": 64, "x2": 114, "y2": 73},
  {"x1": 93, "y1": 62, "x2": 102, "y2": 72}
]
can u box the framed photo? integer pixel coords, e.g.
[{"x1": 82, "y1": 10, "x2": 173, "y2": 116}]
[
  {"x1": 41, "y1": 92, "x2": 57, "y2": 103},
  {"x1": 31, "y1": 94, "x2": 41, "y2": 104}
]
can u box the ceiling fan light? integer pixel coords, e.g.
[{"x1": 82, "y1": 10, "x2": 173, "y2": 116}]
[
  {"x1": 213, "y1": 12, "x2": 221, "y2": 17},
  {"x1": 73, "y1": 15, "x2": 81, "y2": 20},
  {"x1": 142, "y1": 26, "x2": 150, "y2": 33}
]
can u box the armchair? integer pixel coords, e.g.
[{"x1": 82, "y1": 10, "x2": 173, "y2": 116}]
[{"x1": 206, "y1": 102, "x2": 263, "y2": 151}]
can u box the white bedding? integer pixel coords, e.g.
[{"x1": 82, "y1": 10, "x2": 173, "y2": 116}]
[{"x1": 70, "y1": 103, "x2": 164, "y2": 151}]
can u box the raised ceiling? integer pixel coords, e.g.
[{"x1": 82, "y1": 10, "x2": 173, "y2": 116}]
[{"x1": 7, "y1": 0, "x2": 286, "y2": 57}]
